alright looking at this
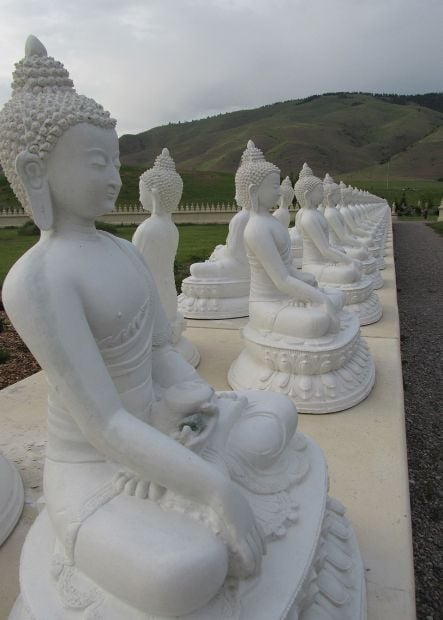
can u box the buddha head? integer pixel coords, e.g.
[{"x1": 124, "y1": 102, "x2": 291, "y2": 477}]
[
  {"x1": 323, "y1": 173, "x2": 340, "y2": 208},
  {"x1": 279, "y1": 176, "x2": 294, "y2": 209},
  {"x1": 0, "y1": 35, "x2": 119, "y2": 230},
  {"x1": 294, "y1": 163, "x2": 323, "y2": 209},
  {"x1": 339, "y1": 181, "x2": 350, "y2": 207},
  {"x1": 235, "y1": 140, "x2": 280, "y2": 212},
  {"x1": 139, "y1": 148, "x2": 183, "y2": 215}
]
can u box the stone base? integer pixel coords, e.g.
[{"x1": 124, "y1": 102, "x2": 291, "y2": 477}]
[
  {"x1": 228, "y1": 312, "x2": 375, "y2": 413},
  {"x1": 320, "y1": 277, "x2": 382, "y2": 326},
  {"x1": 370, "y1": 270, "x2": 383, "y2": 290},
  {"x1": 10, "y1": 433, "x2": 366, "y2": 620},
  {"x1": 0, "y1": 453, "x2": 24, "y2": 546},
  {"x1": 359, "y1": 259, "x2": 383, "y2": 290},
  {"x1": 178, "y1": 276, "x2": 250, "y2": 319}
]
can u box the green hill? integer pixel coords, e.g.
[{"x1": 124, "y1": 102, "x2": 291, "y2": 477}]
[
  {"x1": 1, "y1": 92, "x2": 442, "y2": 209},
  {"x1": 119, "y1": 92, "x2": 443, "y2": 182}
]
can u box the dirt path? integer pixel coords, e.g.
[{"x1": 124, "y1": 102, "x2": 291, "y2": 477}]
[{"x1": 393, "y1": 221, "x2": 442, "y2": 619}]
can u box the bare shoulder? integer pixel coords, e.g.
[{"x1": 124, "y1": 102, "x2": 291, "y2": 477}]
[{"x1": 3, "y1": 238, "x2": 72, "y2": 319}]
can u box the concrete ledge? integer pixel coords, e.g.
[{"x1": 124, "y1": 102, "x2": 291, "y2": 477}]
[{"x1": 0, "y1": 227, "x2": 415, "y2": 619}]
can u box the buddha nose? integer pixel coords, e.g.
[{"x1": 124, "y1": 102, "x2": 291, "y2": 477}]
[{"x1": 110, "y1": 166, "x2": 122, "y2": 190}]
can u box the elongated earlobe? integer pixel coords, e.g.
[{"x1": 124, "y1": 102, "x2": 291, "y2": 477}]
[
  {"x1": 248, "y1": 183, "x2": 259, "y2": 212},
  {"x1": 15, "y1": 151, "x2": 53, "y2": 230},
  {"x1": 151, "y1": 187, "x2": 161, "y2": 216}
]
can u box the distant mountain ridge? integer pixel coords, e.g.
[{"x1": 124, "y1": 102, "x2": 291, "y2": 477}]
[{"x1": 119, "y1": 92, "x2": 443, "y2": 181}]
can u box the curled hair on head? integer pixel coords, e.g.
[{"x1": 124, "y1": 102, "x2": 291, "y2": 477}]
[
  {"x1": 0, "y1": 35, "x2": 116, "y2": 213},
  {"x1": 139, "y1": 148, "x2": 183, "y2": 212},
  {"x1": 235, "y1": 140, "x2": 280, "y2": 209},
  {"x1": 293, "y1": 163, "x2": 322, "y2": 207},
  {"x1": 279, "y1": 176, "x2": 295, "y2": 207},
  {"x1": 323, "y1": 172, "x2": 340, "y2": 204}
]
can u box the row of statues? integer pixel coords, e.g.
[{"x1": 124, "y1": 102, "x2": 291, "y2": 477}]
[
  {"x1": 0, "y1": 36, "x2": 392, "y2": 619},
  {"x1": 132, "y1": 142, "x2": 388, "y2": 414}
]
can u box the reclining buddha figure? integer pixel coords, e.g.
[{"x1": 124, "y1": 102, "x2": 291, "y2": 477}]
[
  {"x1": 338, "y1": 182, "x2": 385, "y2": 270},
  {"x1": 132, "y1": 149, "x2": 200, "y2": 367},
  {"x1": 1, "y1": 37, "x2": 367, "y2": 620},
  {"x1": 295, "y1": 164, "x2": 382, "y2": 326},
  {"x1": 228, "y1": 141, "x2": 375, "y2": 415},
  {"x1": 323, "y1": 174, "x2": 383, "y2": 290},
  {"x1": 178, "y1": 153, "x2": 252, "y2": 319}
]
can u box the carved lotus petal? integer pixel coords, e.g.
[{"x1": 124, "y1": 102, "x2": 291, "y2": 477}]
[
  {"x1": 298, "y1": 376, "x2": 312, "y2": 393},
  {"x1": 317, "y1": 569, "x2": 349, "y2": 606},
  {"x1": 324, "y1": 540, "x2": 353, "y2": 572}
]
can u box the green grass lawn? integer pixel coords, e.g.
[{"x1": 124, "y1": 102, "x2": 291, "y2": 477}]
[
  {"x1": 428, "y1": 221, "x2": 443, "y2": 236},
  {"x1": 0, "y1": 224, "x2": 229, "y2": 289}
]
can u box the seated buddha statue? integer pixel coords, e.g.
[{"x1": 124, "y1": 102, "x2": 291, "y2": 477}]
[
  {"x1": 178, "y1": 156, "x2": 251, "y2": 319},
  {"x1": 323, "y1": 174, "x2": 383, "y2": 290},
  {"x1": 228, "y1": 142, "x2": 375, "y2": 416},
  {"x1": 272, "y1": 176, "x2": 292, "y2": 228},
  {"x1": 273, "y1": 176, "x2": 304, "y2": 269},
  {"x1": 1, "y1": 37, "x2": 366, "y2": 620},
  {"x1": 294, "y1": 164, "x2": 382, "y2": 325},
  {"x1": 338, "y1": 182, "x2": 385, "y2": 269},
  {"x1": 132, "y1": 148, "x2": 200, "y2": 367},
  {"x1": 350, "y1": 188, "x2": 389, "y2": 253}
]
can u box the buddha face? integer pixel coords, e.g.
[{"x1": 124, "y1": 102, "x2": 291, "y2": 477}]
[
  {"x1": 307, "y1": 182, "x2": 323, "y2": 209},
  {"x1": 257, "y1": 171, "x2": 281, "y2": 211},
  {"x1": 45, "y1": 122, "x2": 121, "y2": 221}
]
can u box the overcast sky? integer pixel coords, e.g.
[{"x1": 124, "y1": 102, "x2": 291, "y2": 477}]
[{"x1": 0, "y1": 0, "x2": 442, "y2": 136}]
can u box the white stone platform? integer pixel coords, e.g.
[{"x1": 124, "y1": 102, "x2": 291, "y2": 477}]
[{"x1": 0, "y1": 229, "x2": 416, "y2": 619}]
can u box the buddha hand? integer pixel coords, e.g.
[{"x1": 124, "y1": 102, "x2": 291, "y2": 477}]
[
  {"x1": 324, "y1": 297, "x2": 340, "y2": 333},
  {"x1": 213, "y1": 478, "x2": 266, "y2": 579}
]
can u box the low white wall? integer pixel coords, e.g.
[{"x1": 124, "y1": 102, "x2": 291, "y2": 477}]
[{"x1": 0, "y1": 203, "x2": 297, "y2": 227}]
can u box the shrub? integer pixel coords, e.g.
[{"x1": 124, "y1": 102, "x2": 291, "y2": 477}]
[{"x1": 17, "y1": 220, "x2": 40, "y2": 236}]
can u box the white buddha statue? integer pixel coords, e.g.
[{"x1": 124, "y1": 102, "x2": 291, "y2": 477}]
[
  {"x1": 229, "y1": 142, "x2": 375, "y2": 416},
  {"x1": 1, "y1": 37, "x2": 366, "y2": 620},
  {"x1": 0, "y1": 452, "x2": 24, "y2": 545},
  {"x1": 288, "y1": 215, "x2": 304, "y2": 268},
  {"x1": 323, "y1": 173, "x2": 383, "y2": 290},
  {"x1": 132, "y1": 149, "x2": 200, "y2": 367},
  {"x1": 272, "y1": 176, "x2": 293, "y2": 228},
  {"x1": 273, "y1": 176, "x2": 304, "y2": 269},
  {"x1": 178, "y1": 150, "x2": 252, "y2": 319},
  {"x1": 338, "y1": 183, "x2": 385, "y2": 270},
  {"x1": 295, "y1": 164, "x2": 382, "y2": 325}
]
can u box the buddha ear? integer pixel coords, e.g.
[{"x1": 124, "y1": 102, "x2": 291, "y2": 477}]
[
  {"x1": 248, "y1": 183, "x2": 259, "y2": 211},
  {"x1": 151, "y1": 187, "x2": 161, "y2": 215},
  {"x1": 15, "y1": 151, "x2": 53, "y2": 230}
]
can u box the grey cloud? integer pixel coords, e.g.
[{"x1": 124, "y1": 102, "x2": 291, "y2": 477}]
[{"x1": 0, "y1": 0, "x2": 441, "y2": 135}]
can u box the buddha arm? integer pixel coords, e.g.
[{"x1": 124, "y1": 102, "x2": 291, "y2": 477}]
[
  {"x1": 303, "y1": 215, "x2": 352, "y2": 264},
  {"x1": 246, "y1": 226, "x2": 326, "y2": 305},
  {"x1": 3, "y1": 270, "x2": 225, "y2": 507},
  {"x1": 328, "y1": 212, "x2": 358, "y2": 247}
]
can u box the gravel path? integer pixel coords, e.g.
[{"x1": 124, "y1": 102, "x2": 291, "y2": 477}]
[{"x1": 393, "y1": 222, "x2": 443, "y2": 620}]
